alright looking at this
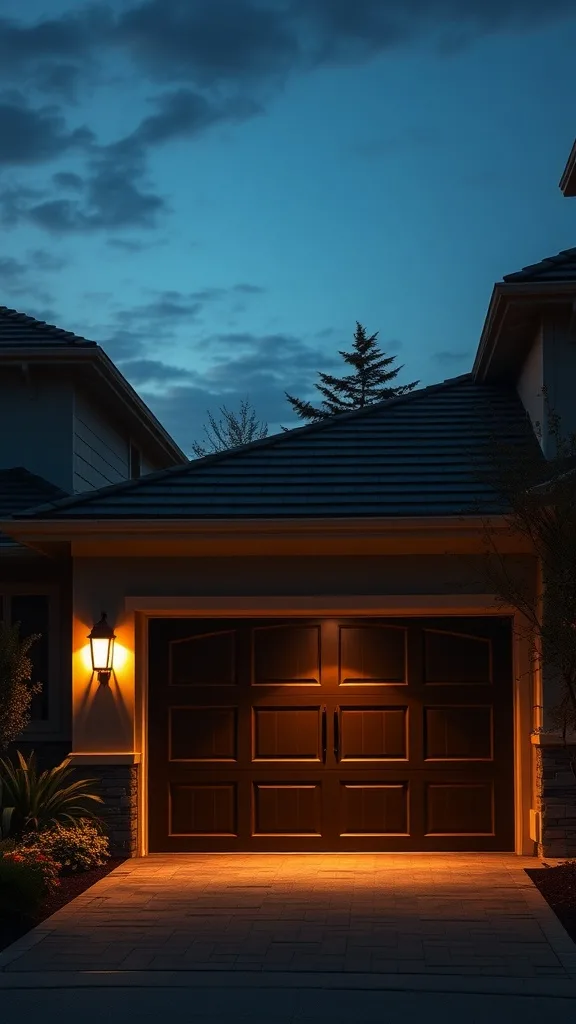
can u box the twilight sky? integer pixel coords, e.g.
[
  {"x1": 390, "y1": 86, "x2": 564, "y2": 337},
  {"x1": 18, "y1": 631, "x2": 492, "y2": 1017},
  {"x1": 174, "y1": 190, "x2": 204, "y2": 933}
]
[{"x1": 1, "y1": 1, "x2": 576, "y2": 452}]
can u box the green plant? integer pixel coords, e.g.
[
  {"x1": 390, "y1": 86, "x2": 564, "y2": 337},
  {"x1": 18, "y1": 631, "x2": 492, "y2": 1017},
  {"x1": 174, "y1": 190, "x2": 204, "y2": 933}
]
[
  {"x1": 0, "y1": 751, "x2": 103, "y2": 836},
  {"x1": 0, "y1": 621, "x2": 42, "y2": 750},
  {"x1": 24, "y1": 819, "x2": 110, "y2": 874},
  {"x1": 0, "y1": 851, "x2": 59, "y2": 916}
]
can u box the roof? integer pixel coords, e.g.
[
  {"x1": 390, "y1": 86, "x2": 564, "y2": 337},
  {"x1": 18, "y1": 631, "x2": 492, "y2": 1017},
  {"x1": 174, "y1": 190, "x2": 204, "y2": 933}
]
[
  {"x1": 0, "y1": 306, "x2": 96, "y2": 347},
  {"x1": 502, "y1": 247, "x2": 576, "y2": 284},
  {"x1": 0, "y1": 305, "x2": 187, "y2": 467},
  {"x1": 560, "y1": 138, "x2": 576, "y2": 197},
  {"x1": 0, "y1": 467, "x2": 68, "y2": 549},
  {"x1": 7, "y1": 376, "x2": 540, "y2": 522}
]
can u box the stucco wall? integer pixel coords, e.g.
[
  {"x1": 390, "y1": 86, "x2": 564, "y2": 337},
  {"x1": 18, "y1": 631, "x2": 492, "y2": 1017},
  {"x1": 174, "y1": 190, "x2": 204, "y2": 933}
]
[{"x1": 70, "y1": 553, "x2": 536, "y2": 757}]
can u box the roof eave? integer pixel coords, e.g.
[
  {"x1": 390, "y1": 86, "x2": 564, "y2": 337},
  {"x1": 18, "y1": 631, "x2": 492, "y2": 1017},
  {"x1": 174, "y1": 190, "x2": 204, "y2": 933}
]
[
  {"x1": 560, "y1": 139, "x2": 576, "y2": 197},
  {"x1": 473, "y1": 282, "x2": 576, "y2": 382},
  {"x1": 0, "y1": 513, "x2": 511, "y2": 539},
  {"x1": 0, "y1": 345, "x2": 187, "y2": 466}
]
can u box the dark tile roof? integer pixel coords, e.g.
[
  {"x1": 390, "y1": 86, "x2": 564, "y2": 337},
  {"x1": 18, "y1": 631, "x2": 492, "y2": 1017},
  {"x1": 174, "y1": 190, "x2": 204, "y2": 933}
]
[
  {"x1": 0, "y1": 468, "x2": 68, "y2": 548},
  {"x1": 503, "y1": 247, "x2": 576, "y2": 284},
  {"x1": 8, "y1": 376, "x2": 540, "y2": 522},
  {"x1": 0, "y1": 306, "x2": 96, "y2": 348}
]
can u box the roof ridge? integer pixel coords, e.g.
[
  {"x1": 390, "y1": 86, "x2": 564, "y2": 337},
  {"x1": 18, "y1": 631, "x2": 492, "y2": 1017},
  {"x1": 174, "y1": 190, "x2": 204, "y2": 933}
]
[
  {"x1": 0, "y1": 305, "x2": 96, "y2": 346},
  {"x1": 10, "y1": 373, "x2": 478, "y2": 518}
]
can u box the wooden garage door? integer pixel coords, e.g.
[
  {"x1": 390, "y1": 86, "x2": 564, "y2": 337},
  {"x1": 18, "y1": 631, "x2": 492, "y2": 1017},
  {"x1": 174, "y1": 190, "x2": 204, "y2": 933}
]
[{"x1": 148, "y1": 617, "x2": 514, "y2": 852}]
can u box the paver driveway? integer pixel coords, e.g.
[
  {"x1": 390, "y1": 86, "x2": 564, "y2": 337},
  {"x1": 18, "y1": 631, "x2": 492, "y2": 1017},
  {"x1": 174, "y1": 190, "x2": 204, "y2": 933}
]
[{"x1": 1, "y1": 854, "x2": 576, "y2": 980}]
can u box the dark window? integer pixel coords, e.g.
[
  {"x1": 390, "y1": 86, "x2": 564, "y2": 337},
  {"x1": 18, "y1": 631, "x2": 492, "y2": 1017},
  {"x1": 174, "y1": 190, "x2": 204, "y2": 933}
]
[
  {"x1": 130, "y1": 443, "x2": 142, "y2": 479},
  {"x1": 8, "y1": 595, "x2": 51, "y2": 720}
]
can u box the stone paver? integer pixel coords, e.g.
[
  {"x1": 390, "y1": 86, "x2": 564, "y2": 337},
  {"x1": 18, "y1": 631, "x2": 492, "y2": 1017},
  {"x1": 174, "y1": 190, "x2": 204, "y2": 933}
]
[{"x1": 1, "y1": 854, "x2": 576, "y2": 981}]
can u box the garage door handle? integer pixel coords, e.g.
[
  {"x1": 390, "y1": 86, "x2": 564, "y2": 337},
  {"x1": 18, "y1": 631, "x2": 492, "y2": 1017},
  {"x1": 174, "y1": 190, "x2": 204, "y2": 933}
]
[
  {"x1": 321, "y1": 706, "x2": 327, "y2": 763},
  {"x1": 334, "y1": 708, "x2": 340, "y2": 762}
]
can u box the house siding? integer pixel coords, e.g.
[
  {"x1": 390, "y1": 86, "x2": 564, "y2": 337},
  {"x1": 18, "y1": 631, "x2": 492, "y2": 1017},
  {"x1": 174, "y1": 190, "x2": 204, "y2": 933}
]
[
  {"x1": 73, "y1": 390, "x2": 130, "y2": 491},
  {"x1": 516, "y1": 326, "x2": 544, "y2": 444},
  {"x1": 542, "y1": 311, "x2": 576, "y2": 454},
  {"x1": 0, "y1": 368, "x2": 73, "y2": 492}
]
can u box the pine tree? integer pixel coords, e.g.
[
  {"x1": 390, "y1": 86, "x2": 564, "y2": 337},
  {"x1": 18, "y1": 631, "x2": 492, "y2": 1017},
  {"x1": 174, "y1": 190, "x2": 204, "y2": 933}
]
[
  {"x1": 191, "y1": 398, "x2": 268, "y2": 458},
  {"x1": 285, "y1": 322, "x2": 418, "y2": 423}
]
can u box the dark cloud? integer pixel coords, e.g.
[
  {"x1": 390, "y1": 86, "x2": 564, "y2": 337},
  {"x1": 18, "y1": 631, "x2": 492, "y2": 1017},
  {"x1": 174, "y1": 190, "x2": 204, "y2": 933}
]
[
  {"x1": 0, "y1": 247, "x2": 68, "y2": 304},
  {"x1": 114, "y1": 0, "x2": 301, "y2": 87},
  {"x1": 0, "y1": 183, "x2": 45, "y2": 226},
  {"x1": 117, "y1": 358, "x2": 197, "y2": 386},
  {"x1": 27, "y1": 161, "x2": 166, "y2": 233},
  {"x1": 0, "y1": 92, "x2": 94, "y2": 165},
  {"x1": 0, "y1": 9, "x2": 110, "y2": 96},
  {"x1": 2, "y1": 0, "x2": 574, "y2": 238},
  {"x1": 106, "y1": 237, "x2": 157, "y2": 252},
  {"x1": 111, "y1": 89, "x2": 260, "y2": 160},
  {"x1": 434, "y1": 349, "x2": 472, "y2": 366},
  {"x1": 138, "y1": 329, "x2": 336, "y2": 445},
  {"x1": 116, "y1": 290, "x2": 204, "y2": 325},
  {"x1": 52, "y1": 170, "x2": 84, "y2": 190}
]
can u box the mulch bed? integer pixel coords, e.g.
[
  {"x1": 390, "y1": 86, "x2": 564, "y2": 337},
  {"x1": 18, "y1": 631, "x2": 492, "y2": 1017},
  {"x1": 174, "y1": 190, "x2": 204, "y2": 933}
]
[
  {"x1": 526, "y1": 861, "x2": 576, "y2": 943},
  {"x1": 0, "y1": 858, "x2": 125, "y2": 954}
]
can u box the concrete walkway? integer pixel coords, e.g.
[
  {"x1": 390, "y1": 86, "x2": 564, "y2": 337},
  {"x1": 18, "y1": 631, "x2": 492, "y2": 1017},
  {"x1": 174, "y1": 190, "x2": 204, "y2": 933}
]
[{"x1": 1, "y1": 854, "x2": 576, "y2": 1021}]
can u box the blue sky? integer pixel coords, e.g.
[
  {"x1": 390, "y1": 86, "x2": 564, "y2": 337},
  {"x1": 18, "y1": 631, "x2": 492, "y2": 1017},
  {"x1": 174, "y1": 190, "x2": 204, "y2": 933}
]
[{"x1": 2, "y1": 1, "x2": 576, "y2": 451}]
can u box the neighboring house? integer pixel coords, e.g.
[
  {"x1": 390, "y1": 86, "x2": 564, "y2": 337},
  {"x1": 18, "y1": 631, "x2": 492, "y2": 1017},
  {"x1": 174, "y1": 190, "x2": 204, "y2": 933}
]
[
  {"x1": 4, "y1": 255, "x2": 576, "y2": 861},
  {"x1": 0, "y1": 306, "x2": 188, "y2": 761}
]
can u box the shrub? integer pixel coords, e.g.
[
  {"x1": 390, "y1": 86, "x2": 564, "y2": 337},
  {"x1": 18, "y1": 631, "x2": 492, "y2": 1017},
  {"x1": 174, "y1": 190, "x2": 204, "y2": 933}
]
[
  {"x1": 24, "y1": 820, "x2": 110, "y2": 875},
  {"x1": 0, "y1": 850, "x2": 60, "y2": 916},
  {"x1": 0, "y1": 751, "x2": 103, "y2": 836},
  {"x1": 0, "y1": 621, "x2": 42, "y2": 749}
]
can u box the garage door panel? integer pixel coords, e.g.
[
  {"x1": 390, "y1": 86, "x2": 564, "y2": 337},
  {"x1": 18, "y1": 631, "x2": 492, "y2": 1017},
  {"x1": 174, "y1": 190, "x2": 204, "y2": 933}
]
[
  {"x1": 340, "y1": 782, "x2": 409, "y2": 836},
  {"x1": 252, "y1": 706, "x2": 323, "y2": 761},
  {"x1": 253, "y1": 624, "x2": 321, "y2": 686},
  {"x1": 170, "y1": 781, "x2": 238, "y2": 837},
  {"x1": 338, "y1": 706, "x2": 408, "y2": 761},
  {"x1": 425, "y1": 781, "x2": 495, "y2": 836},
  {"x1": 169, "y1": 706, "x2": 238, "y2": 762},
  {"x1": 253, "y1": 782, "x2": 322, "y2": 836},
  {"x1": 339, "y1": 624, "x2": 407, "y2": 685},
  {"x1": 169, "y1": 629, "x2": 237, "y2": 687},
  {"x1": 423, "y1": 628, "x2": 492, "y2": 685},
  {"x1": 424, "y1": 706, "x2": 493, "y2": 761}
]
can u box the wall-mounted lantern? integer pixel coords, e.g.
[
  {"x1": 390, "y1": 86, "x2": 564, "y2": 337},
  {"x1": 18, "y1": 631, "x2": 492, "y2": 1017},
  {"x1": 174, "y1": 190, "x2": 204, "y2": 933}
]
[{"x1": 88, "y1": 612, "x2": 116, "y2": 684}]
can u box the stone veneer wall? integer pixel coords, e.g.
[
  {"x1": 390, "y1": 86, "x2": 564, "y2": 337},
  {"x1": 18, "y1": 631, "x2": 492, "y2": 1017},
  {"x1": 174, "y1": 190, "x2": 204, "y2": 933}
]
[
  {"x1": 77, "y1": 764, "x2": 139, "y2": 857},
  {"x1": 536, "y1": 744, "x2": 576, "y2": 857}
]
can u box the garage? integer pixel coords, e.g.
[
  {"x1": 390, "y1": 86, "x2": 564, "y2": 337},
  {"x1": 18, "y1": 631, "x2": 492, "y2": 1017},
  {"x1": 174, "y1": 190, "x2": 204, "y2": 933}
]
[{"x1": 147, "y1": 616, "x2": 514, "y2": 852}]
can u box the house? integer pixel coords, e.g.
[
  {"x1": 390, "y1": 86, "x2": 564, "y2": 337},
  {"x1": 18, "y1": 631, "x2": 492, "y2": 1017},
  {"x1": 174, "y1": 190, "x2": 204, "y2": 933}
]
[
  {"x1": 0, "y1": 306, "x2": 188, "y2": 764},
  {"x1": 3, "y1": 247, "x2": 576, "y2": 860}
]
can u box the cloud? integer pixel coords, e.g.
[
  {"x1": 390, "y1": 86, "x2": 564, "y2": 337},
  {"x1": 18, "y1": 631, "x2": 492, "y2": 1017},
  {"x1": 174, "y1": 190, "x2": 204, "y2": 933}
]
[
  {"x1": 117, "y1": 358, "x2": 197, "y2": 386},
  {"x1": 3, "y1": 0, "x2": 574, "y2": 239},
  {"x1": 0, "y1": 247, "x2": 68, "y2": 304},
  {"x1": 106, "y1": 237, "x2": 162, "y2": 252},
  {"x1": 111, "y1": 88, "x2": 260, "y2": 160},
  {"x1": 26, "y1": 162, "x2": 166, "y2": 233},
  {"x1": 114, "y1": 0, "x2": 302, "y2": 87},
  {"x1": 0, "y1": 92, "x2": 94, "y2": 165},
  {"x1": 434, "y1": 349, "x2": 472, "y2": 366},
  {"x1": 52, "y1": 170, "x2": 84, "y2": 190},
  {"x1": 138, "y1": 329, "x2": 331, "y2": 446},
  {"x1": 0, "y1": 9, "x2": 111, "y2": 96}
]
